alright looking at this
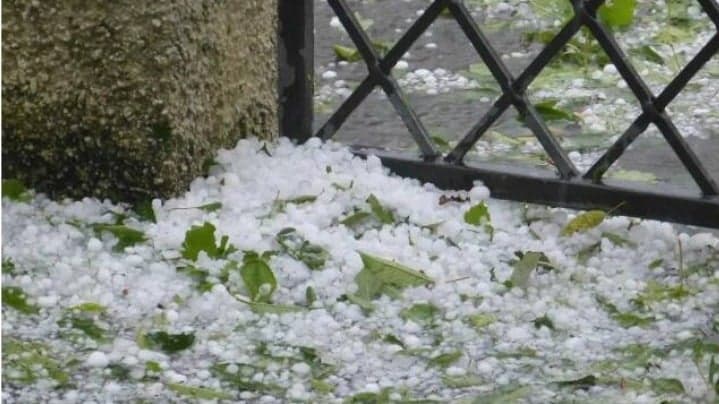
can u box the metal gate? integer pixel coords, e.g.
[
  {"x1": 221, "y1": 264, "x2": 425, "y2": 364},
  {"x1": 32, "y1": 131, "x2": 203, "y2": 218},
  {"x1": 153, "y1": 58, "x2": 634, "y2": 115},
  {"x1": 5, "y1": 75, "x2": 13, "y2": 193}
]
[{"x1": 278, "y1": 0, "x2": 719, "y2": 228}]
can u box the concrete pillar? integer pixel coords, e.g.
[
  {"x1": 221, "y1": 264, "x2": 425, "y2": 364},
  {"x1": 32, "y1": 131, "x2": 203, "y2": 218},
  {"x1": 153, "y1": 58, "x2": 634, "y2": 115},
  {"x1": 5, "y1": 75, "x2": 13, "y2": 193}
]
[{"x1": 2, "y1": 0, "x2": 278, "y2": 202}]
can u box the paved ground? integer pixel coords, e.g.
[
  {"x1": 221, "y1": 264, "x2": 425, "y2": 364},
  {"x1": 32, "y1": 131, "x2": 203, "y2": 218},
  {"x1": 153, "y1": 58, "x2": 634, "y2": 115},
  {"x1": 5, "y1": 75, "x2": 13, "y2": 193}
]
[{"x1": 312, "y1": 0, "x2": 719, "y2": 195}]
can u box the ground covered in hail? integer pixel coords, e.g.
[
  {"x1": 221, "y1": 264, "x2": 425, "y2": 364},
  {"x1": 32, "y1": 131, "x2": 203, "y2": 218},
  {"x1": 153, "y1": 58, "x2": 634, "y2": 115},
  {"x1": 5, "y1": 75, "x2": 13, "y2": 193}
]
[{"x1": 2, "y1": 138, "x2": 719, "y2": 403}]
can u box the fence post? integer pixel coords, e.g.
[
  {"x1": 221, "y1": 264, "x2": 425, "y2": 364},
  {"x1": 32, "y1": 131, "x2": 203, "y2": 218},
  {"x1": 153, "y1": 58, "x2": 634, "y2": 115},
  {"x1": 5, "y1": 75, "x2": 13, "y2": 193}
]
[{"x1": 278, "y1": 0, "x2": 314, "y2": 143}]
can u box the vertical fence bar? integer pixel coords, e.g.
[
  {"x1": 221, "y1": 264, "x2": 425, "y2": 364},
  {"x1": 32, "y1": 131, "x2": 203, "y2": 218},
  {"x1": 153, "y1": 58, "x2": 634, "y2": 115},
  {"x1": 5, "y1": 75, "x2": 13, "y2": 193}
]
[{"x1": 278, "y1": 0, "x2": 314, "y2": 143}]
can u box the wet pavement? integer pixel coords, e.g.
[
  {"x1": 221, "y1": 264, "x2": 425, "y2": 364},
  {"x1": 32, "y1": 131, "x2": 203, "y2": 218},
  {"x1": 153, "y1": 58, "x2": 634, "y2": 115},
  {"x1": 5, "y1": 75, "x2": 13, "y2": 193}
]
[{"x1": 311, "y1": 0, "x2": 719, "y2": 195}]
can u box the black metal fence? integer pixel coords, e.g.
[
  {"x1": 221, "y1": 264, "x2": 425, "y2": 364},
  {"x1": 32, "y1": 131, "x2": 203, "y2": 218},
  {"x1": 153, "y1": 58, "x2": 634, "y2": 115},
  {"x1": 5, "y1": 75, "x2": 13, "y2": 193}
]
[{"x1": 278, "y1": 0, "x2": 719, "y2": 228}]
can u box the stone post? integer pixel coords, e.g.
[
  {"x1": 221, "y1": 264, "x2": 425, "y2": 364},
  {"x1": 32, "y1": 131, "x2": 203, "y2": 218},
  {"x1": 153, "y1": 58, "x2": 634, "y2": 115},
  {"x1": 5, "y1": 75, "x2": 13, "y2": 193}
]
[{"x1": 2, "y1": 0, "x2": 278, "y2": 202}]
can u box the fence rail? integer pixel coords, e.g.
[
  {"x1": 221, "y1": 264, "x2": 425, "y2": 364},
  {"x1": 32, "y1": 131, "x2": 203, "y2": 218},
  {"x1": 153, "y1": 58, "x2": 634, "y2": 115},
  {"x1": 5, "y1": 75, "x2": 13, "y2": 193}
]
[{"x1": 278, "y1": 0, "x2": 719, "y2": 228}]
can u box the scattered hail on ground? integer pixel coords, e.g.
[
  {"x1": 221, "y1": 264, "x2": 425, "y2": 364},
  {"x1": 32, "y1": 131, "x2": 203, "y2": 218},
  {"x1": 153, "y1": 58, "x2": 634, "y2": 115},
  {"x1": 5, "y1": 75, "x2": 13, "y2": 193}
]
[{"x1": 3, "y1": 138, "x2": 718, "y2": 403}]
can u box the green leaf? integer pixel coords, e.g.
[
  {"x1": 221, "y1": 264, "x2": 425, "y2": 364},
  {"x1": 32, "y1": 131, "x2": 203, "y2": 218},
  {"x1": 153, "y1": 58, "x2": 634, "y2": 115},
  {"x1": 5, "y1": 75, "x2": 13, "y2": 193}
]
[
  {"x1": 672, "y1": 337, "x2": 719, "y2": 359},
  {"x1": 598, "y1": 0, "x2": 637, "y2": 29},
  {"x1": 2, "y1": 179, "x2": 31, "y2": 202},
  {"x1": 333, "y1": 40, "x2": 388, "y2": 62},
  {"x1": 602, "y1": 232, "x2": 636, "y2": 247},
  {"x1": 467, "y1": 313, "x2": 496, "y2": 330},
  {"x1": 614, "y1": 312, "x2": 655, "y2": 328},
  {"x1": 246, "y1": 301, "x2": 305, "y2": 315},
  {"x1": 650, "y1": 378, "x2": 685, "y2": 394},
  {"x1": 648, "y1": 258, "x2": 664, "y2": 269},
  {"x1": 397, "y1": 347, "x2": 434, "y2": 359},
  {"x1": 523, "y1": 29, "x2": 560, "y2": 45},
  {"x1": 531, "y1": 100, "x2": 577, "y2": 122},
  {"x1": 305, "y1": 286, "x2": 317, "y2": 306},
  {"x1": 353, "y1": 252, "x2": 433, "y2": 301},
  {"x1": 177, "y1": 265, "x2": 214, "y2": 292},
  {"x1": 431, "y1": 134, "x2": 452, "y2": 152},
  {"x1": 341, "y1": 211, "x2": 373, "y2": 227},
  {"x1": 142, "y1": 331, "x2": 195, "y2": 354},
  {"x1": 556, "y1": 375, "x2": 597, "y2": 390},
  {"x1": 630, "y1": 45, "x2": 664, "y2": 65},
  {"x1": 667, "y1": 0, "x2": 692, "y2": 24},
  {"x1": 428, "y1": 351, "x2": 462, "y2": 368},
  {"x1": 344, "y1": 293, "x2": 376, "y2": 313},
  {"x1": 108, "y1": 211, "x2": 129, "y2": 225},
  {"x1": 59, "y1": 315, "x2": 107, "y2": 341},
  {"x1": 367, "y1": 194, "x2": 395, "y2": 224},
  {"x1": 298, "y1": 346, "x2": 336, "y2": 380},
  {"x1": 577, "y1": 242, "x2": 601, "y2": 264},
  {"x1": 464, "y1": 202, "x2": 491, "y2": 226},
  {"x1": 631, "y1": 281, "x2": 693, "y2": 308},
  {"x1": 381, "y1": 334, "x2": 406, "y2": 349},
  {"x1": 182, "y1": 227, "x2": 212, "y2": 260},
  {"x1": 276, "y1": 228, "x2": 329, "y2": 270},
  {"x1": 442, "y1": 374, "x2": 484, "y2": 388},
  {"x1": 133, "y1": 199, "x2": 156, "y2": 223},
  {"x1": 710, "y1": 356, "x2": 719, "y2": 394},
  {"x1": 561, "y1": 210, "x2": 606, "y2": 236},
  {"x1": 69, "y1": 302, "x2": 107, "y2": 313},
  {"x1": 345, "y1": 389, "x2": 392, "y2": 404},
  {"x1": 431, "y1": 134, "x2": 451, "y2": 148},
  {"x1": 311, "y1": 378, "x2": 335, "y2": 394},
  {"x1": 686, "y1": 254, "x2": 719, "y2": 277},
  {"x1": 199, "y1": 201, "x2": 222, "y2": 212},
  {"x1": 333, "y1": 45, "x2": 363, "y2": 62},
  {"x1": 467, "y1": 63, "x2": 494, "y2": 82},
  {"x1": 607, "y1": 169, "x2": 658, "y2": 184},
  {"x1": 371, "y1": 41, "x2": 391, "y2": 56},
  {"x1": 262, "y1": 194, "x2": 317, "y2": 218},
  {"x1": 489, "y1": 267, "x2": 498, "y2": 282},
  {"x1": 494, "y1": 347, "x2": 537, "y2": 359},
  {"x1": 2, "y1": 258, "x2": 16, "y2": 275},
  {"x1": 468, "y1": 384, "x2": 530, "y2": 403},
  {"x1": 2, "y1": 286, "x2": 40, "y2": 315},
  {"x1": 486, "y1": 130, "x2": 523, "y2": 146},
  {"x1": 420, "y1": 222, "x2": 444, "y2": 234},
  {"x1": 275, "y1": 195, "x2": 317, "y2": 214},
  {"x1": 2, "y1": 339, "x2": 70, "y2": 386},
  {"x1": 332, "y1": 181, "x2": 354, "y2": 191},
  {"x1": 168, "y1": 383, "x2": 232, "y2": 400},
  {"x1": 654, "y1": 25, "x2": 695, "y2": 44},
  {"x1": 590, "y1": 349, "x2": 647, "y2": 373},
  {"x1": 170, "y1": 202, "x2": 223, "y2": 213},
  {"x1": 257, "y1": 142, "x2": 273, "y2": 156},
  {"x1": 530, "y1": 0, "x2": 573, "y2": 21},
  {"x1": 180, "y1": 222, "x2": 236, "y2": 261},
  {"x1": 596, "y1": 296, "x2": 654, "y2": 328},
  {"x1": 484, "y1": 224, "x2": 495, "y2": 241},
  {"x1": 144, "y1": 360, "x2": 162, "y2": 380},
  {"x1": 240, "y1": 255, "x2": 277, "y2": 303},
  {"x1": 400, "y1": 303, "x2": 440, "y2": 325},
  {"x1": 93, "y1": 224, "x2": 147, "y2": 251},
  {"x1": 508, "y1": 251, "x2": 545, "y2": 290},
  {"x1": 533, "y1": 314, "x2": 555, "y2": 330},
  {"x1": 106, "y1": 363, "x2": 131, "y2": 381},
  {"x1": 286, "y1": 195, "x2": 318, "y2": 205},
  {"x1": 145, "y1": 360, "x2": 162, "y2": 372}
]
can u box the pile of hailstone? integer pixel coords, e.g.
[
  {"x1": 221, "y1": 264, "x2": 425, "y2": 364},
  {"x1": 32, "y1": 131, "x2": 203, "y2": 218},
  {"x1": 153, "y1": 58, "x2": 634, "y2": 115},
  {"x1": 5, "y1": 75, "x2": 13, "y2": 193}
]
[{"x1": 3, "y1": 138, "x2": 718, "y2": 403}]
